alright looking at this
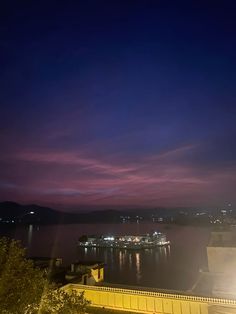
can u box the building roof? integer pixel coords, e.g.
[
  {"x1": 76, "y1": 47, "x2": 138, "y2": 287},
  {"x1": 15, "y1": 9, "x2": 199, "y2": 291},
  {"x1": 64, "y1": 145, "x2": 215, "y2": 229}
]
[{"x1": 72, "y1": 261, "x2": 104, "y2": 267}]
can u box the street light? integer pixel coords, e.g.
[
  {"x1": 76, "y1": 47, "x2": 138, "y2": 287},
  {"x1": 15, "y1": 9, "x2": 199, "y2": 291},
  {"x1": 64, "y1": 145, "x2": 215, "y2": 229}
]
[{"x1": 18, "y1": 211, "x2": 35, "y2": 223}]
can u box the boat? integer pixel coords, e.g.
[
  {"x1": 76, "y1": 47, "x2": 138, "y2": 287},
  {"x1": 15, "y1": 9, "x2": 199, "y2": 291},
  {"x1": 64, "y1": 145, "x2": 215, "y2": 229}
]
[{"x1": 78, "y1": 231, "x2": 170, "y2": 250}]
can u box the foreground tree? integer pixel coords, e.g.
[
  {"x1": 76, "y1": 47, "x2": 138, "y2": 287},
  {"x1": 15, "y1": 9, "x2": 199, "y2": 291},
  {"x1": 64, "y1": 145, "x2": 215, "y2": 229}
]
[
  {"x1": 0, "y1": 237, "x2": 47, "y2": 313},
  {"x1": 0, "y1": 237, "x2": 90, "y2": 314},
  {"x1": 38, "y1": 290, "x2": 90, "y2": 314}
]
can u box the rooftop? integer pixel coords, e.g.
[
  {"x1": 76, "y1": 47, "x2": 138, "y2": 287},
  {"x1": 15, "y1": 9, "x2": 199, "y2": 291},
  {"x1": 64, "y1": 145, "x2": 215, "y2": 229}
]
[{"x1": 72, "y1": 261, "x2": 104, "y2": 267}]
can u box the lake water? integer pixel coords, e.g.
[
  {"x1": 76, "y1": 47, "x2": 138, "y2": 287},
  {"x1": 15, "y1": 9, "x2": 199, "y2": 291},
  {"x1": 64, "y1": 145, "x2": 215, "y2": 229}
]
[{"x1": 0, "y1": 223, "x2": 211, "y2": 291}]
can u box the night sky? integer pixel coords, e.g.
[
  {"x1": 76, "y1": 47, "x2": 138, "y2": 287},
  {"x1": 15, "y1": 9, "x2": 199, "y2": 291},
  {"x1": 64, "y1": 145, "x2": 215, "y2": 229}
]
[{"x1": 0, "y1": 1, "x2": 236, "y2": 210}]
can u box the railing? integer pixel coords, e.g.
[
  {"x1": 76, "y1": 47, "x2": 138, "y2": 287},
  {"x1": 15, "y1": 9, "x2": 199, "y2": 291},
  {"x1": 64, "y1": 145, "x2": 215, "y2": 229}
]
[{"x1": 63, "y1": 283, "x2": 236, "y2": 306}]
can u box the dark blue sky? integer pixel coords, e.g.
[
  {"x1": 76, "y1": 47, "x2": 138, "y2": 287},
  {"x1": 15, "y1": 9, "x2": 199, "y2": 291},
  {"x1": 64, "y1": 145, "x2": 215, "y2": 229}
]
[{"x1": 0, "y1": 1, "x2": 236, "y2": 210}]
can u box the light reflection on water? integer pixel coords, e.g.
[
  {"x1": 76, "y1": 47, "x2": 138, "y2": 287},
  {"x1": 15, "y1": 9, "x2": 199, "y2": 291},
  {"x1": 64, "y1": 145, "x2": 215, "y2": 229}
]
[
  {"x1": 0, "y1": 223, "x2": 210, "y2": 290},
  {"x1": 135, "y1": 252, "x2": 141, "y2": 282},
  {"x1": 77, "y1": 244, "x2": 171, "y2": 287},
  {"x1": 27, "y1": 224, "x2": 33, "y2": 248}
]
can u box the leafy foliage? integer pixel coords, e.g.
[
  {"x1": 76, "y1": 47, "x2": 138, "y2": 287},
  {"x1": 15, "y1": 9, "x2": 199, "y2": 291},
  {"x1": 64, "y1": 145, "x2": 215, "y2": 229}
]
[
  {"x1": 39, "y1": 290, "x2": 90, "y2": 314},
  {"x1": 0, "y1": 237, "x2": 90, "y2": 314},
  {"x1": 0, "y1": 237, "x2": 47, "y2": 313}
]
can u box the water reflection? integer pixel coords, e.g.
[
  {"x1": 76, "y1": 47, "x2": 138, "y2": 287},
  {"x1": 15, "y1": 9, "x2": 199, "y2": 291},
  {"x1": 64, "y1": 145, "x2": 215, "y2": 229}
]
[
  {"x1": 77, "y1": 245, "x2": 171, "y2": 286},
  {"x1": 135, "y1": 252, "x2": 141, "y2": 282},
  {"x1": 128, "y1": 253, "x2": 132, "y2": 269},
  {"x1": 2, "y1": 223, "x2": 209, "y2": 290},
  {"x1": 160, "y1": 246, "x2": 167, "y2": 259},
  {"x1": 27, "y1": 224, "x2": 33, "y2": 248},
  {"x1": 135, "y1": 252, "x2": 140, "y2": 273},
  {"x1": 118, "y1": 250, "x2": 125, "y2": 269}
]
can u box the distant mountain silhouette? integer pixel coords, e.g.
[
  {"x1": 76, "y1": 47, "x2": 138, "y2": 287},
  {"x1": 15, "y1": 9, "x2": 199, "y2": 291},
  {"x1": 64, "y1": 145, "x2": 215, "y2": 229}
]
[
  {"x1": 0, "y1": 201, "x2": 61, "y2": 224},
  {"x1": 0, "y1": 201, "x2": 211, "y2": 225},
  {"x1": 0, "y1": 202, "x2": 124, "y2": 224}
]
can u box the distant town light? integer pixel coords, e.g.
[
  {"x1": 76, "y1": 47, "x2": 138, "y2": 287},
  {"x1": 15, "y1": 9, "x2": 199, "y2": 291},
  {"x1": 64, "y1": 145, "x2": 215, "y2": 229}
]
[
  {"x1": 104, "y1": 236, "x2": 114, "y2": 241},
  {"x1": 29, "y1": 211, "x2": 35, "y2": 214}
]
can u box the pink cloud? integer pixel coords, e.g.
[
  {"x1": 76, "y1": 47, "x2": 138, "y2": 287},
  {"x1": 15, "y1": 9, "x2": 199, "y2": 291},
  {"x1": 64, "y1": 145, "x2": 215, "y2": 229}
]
[{"x1": 1, "y1": 143, "x2": 236, "y2": 209}]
